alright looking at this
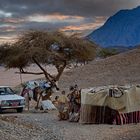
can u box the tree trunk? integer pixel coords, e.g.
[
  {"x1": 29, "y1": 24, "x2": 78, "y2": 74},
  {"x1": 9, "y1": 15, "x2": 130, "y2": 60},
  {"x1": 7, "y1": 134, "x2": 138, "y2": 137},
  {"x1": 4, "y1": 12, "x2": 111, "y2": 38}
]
[
  {"x1": 55, "y1": 61, "x2": 67, "y2": 81},
  {"x1": 32, "y1": 57, "x2": 54, "y2": 82}
]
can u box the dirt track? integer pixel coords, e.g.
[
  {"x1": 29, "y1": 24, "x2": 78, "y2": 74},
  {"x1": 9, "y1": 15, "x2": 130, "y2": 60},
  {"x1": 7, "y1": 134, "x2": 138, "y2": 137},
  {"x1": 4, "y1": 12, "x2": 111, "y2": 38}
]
[{"x1": 1, "y1": 110, "x2": 140, "y2": 140}]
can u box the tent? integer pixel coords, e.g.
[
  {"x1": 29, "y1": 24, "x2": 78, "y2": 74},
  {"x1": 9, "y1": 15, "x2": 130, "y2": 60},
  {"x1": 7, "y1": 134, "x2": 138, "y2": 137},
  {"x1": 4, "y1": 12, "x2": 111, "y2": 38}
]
[{"x1": 80, "y1": 85, "x2": 140, "y2": 125}]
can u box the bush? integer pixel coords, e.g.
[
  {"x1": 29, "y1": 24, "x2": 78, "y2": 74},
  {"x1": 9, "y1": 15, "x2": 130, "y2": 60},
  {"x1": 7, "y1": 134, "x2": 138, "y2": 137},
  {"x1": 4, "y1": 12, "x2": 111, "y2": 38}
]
[{"x1": 98, "y1": 48, "x2": 118, "y2": 58}]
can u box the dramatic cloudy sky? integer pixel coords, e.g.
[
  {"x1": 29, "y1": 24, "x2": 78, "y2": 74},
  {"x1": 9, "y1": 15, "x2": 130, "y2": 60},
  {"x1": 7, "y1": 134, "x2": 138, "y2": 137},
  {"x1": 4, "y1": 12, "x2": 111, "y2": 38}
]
[{"x1": 0, "y1": 0, "x2": 140, "y2": 43}]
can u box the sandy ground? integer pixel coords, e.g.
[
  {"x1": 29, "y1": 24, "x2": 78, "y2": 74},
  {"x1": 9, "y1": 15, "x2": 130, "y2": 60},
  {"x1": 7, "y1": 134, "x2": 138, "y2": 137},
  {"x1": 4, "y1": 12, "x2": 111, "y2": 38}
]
[
  {"x1": 0, "y1": 110, "x2": 140, "y2": 140},
  {"x1": 1, "y1": 48, "x2": 140, "y2": 140},
  {"x1": 0, "y1": 65, "x2": 57, "y2": 87}
]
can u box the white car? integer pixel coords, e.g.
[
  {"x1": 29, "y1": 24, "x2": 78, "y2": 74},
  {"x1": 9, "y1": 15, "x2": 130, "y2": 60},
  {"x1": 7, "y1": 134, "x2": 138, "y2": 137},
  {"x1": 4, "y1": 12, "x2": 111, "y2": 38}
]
[{"x1": 0, "y1": 86, "x2": 25, "y2": 113}]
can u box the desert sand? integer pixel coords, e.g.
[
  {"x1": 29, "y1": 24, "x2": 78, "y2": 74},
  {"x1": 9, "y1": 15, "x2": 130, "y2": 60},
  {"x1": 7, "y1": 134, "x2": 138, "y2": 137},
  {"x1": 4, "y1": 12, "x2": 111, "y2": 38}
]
[{"x1": 0, "y1": 65, "x2": 57, "y2": 87}]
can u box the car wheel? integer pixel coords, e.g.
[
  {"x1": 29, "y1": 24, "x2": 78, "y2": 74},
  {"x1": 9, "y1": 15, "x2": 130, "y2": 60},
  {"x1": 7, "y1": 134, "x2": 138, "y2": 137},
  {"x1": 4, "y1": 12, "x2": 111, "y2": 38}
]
[
  {"x1": 17, "y1": 107, "x2": 23, "y2": 113},
  {"x1": 0, "y1": 108, "x2": 2, "y2": 113}
]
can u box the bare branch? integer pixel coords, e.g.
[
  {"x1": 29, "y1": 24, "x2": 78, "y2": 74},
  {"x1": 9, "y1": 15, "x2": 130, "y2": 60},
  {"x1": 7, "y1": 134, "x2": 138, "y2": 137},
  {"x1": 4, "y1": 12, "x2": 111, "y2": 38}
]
[
  {"x1": 32, "y1": 57, "x2": 54, "y2": 81},
  {"x1": 15, "y1": 71, "x2": 44, "y2": 75}
]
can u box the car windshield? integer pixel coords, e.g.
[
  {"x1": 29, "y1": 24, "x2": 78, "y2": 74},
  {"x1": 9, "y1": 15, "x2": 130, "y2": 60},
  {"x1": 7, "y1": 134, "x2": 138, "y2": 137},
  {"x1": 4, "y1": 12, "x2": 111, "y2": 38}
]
[{"x1": 0, "y1": 87, "x2": 15, "y2": 95}]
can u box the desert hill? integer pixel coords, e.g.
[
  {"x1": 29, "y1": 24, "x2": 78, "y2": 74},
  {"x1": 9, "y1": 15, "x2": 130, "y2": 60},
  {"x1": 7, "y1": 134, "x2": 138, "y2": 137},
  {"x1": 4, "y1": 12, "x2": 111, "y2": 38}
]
[{"x1": 59, "y1": 47, "x2": 140, "y2": 89}]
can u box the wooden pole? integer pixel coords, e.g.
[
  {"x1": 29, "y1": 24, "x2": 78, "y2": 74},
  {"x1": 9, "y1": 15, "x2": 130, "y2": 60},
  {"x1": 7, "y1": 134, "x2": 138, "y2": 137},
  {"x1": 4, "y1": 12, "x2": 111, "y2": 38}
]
[
  {"x1": 27, "y1": 92, "x2": 29, "y2": 111},
  {"x1": 19, "y1": 72, "x2": 23, "y2": 84}
]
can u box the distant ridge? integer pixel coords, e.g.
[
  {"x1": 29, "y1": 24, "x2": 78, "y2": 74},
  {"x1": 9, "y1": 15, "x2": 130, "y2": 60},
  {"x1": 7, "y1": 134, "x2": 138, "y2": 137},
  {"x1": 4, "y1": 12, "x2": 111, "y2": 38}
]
[{"x1": 87, "y1": 6, "x2": 140, "y2": 48}]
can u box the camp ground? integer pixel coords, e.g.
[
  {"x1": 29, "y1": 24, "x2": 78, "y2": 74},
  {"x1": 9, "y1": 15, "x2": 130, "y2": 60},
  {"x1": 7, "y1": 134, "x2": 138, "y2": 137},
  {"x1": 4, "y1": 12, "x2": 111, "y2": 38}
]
[
  {"x1": 80, "y1": 85, "x2": 140, "y2": 125},
  {"x1": 18, "y1": 82, "x2": 140, "y2": 125}
]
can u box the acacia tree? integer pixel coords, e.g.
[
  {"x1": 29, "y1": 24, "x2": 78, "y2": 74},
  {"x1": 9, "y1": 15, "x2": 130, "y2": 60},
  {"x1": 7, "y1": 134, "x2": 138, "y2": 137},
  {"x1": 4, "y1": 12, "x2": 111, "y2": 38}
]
[{"x1": 0, "y1": 31, "x2": 96, "y2": 86}]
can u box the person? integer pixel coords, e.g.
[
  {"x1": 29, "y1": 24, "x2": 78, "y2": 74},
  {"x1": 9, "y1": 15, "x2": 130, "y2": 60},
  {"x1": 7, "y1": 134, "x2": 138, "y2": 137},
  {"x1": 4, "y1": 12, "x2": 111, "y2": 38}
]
[
  {"x1": 67, "y1": 85, "x2": 80, "y2": 113},
  {"x1": 67, "y1": 88, "x2": 75, "y2": 113},
  {"x1": 52, "y1": 96, "x2": 59, "y2": 107},
  {"x1": 68, "y1": 85, "x2": 81, "y2": 122},
  {"x1": 33, "y1": 82, "x2": 41, "y2": 102},
  {"x1": 20, "y1": 83, "x2": 33, "y2": 110},
  {"x1": 74, "y1": 84, "x2": 79, "y2": 91},
  {"x1": 57, "y1": 91, "x2": 68, "y2": 120}
]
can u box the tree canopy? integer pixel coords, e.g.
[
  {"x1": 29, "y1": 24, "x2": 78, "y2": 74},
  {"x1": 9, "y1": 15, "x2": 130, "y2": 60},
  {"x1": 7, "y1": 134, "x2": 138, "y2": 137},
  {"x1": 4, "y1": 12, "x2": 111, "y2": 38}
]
[{"x1": 0, "y1": 31, "x2": 96, "y2": 84}]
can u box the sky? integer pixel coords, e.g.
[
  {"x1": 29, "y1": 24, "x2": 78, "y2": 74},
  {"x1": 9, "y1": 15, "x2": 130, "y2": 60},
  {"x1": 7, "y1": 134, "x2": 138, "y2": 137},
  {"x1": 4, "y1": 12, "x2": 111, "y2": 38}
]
[{"x1": 0, "y1": 0, "x2": 140, "y2": 43}]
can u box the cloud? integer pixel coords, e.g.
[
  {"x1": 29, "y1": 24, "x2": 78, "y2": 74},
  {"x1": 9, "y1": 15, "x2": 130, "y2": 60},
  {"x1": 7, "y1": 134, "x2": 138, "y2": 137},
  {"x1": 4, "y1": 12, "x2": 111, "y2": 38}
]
[
  {"x1": 0, "y1": 10, "x2": 12, "y2": 18},
  {"x1": 0, "y1": 0, "x2": 139, "y2": 43},
  {"x1": 0, "y1": 18, "x2": 25, "y2": 25},
  {"x1": 26, "y1": 14, "x2": 84, "y2": 23},
  {"x1": 60, "y1": 16, "x2": 107, "y2": 35},
  {"x1": 0, "y1": 0, "x2": 139, "y2": 18}
]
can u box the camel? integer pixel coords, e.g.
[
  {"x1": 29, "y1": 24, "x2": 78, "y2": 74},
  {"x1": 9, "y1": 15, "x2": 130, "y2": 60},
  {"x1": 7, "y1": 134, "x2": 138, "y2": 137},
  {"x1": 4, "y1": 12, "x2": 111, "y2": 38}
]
[{"x1": 20, "y1": 81, "x2": 59, "y2": 111}]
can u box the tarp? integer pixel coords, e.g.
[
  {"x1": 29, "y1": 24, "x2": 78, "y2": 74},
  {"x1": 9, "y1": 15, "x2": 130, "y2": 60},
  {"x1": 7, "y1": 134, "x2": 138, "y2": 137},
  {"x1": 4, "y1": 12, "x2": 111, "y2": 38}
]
[{"x1": 41, "y1": 100, "x2": 57, "y2": 110}]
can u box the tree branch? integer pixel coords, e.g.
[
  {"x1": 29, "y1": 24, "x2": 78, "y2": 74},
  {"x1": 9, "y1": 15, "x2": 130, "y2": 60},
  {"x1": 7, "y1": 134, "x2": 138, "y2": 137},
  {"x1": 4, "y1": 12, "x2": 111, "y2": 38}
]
[
  {"x1": 15, "y1": 71, "x2": 44, "y2": 75},
  {"x1": 32, "y1": 57, "x2": 60, "y2": 90},
  {"x1": 32, "y1": 57, "x2": 54, "y2": 82}
]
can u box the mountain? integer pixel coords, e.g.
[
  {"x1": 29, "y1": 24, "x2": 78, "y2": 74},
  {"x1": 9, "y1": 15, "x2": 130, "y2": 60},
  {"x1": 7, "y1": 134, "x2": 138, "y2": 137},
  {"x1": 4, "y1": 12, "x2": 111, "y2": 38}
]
[
  {"x1": 87, "y1": 6, "x2": 140, "y2": 48},
  {"x1": 59, "y1": 47, "x2": 140, "y2": 89}
]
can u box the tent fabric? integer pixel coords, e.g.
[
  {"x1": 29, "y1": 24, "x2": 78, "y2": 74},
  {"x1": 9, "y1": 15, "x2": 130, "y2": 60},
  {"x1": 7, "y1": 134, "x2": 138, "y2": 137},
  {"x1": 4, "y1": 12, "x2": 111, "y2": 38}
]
[
  {"x1": 80, "y1": 85, "x2": 140, "y2": 124},
  {"x1": 114, "y1": 111, "x2": 140, "y2": 125},
  {"x1": 80, "y1": 105, "x2": 117, "y2": 124}
]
